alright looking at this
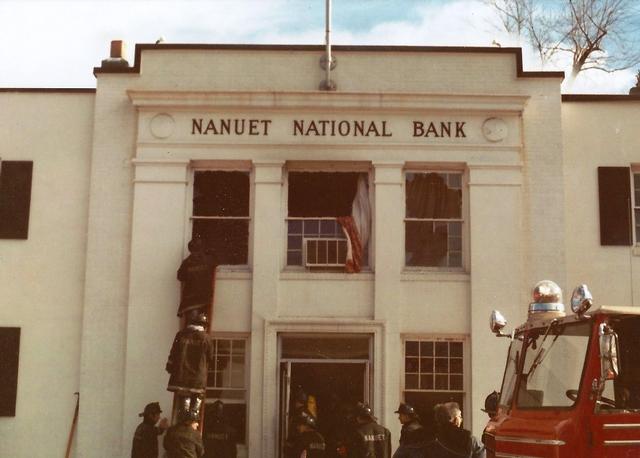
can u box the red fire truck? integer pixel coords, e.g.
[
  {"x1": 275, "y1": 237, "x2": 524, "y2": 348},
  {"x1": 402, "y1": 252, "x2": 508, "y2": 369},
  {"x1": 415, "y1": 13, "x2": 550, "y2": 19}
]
[{"x1": 482, "y1": 280, "x2": 640, "y2": 457}]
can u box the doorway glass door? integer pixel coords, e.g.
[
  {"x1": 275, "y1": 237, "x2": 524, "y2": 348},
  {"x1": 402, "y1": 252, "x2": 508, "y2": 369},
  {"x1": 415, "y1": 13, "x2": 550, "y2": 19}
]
[{"x1": 278, "y1": 333, "x2": 372, "y2": 458}]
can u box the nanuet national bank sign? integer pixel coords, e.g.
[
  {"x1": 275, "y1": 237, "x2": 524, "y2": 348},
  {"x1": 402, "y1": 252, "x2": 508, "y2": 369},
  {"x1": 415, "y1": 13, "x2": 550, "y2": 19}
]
[
  {"x1": 190, "y1": 117, "x2": 468, "y2": 139},
  {"x1": 141, "y1": 112, "x2": 513, "y2": 145}
]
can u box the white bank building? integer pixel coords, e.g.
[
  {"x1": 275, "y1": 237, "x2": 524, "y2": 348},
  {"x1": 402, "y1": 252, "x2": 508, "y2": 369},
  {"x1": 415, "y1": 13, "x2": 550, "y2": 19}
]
[{"x1": 1, "y1": 42, "x2": 640, "y2": 457}]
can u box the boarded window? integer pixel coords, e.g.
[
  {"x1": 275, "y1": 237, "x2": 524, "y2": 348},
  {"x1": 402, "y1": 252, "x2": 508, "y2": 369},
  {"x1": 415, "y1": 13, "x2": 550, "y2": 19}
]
[
  {"x1": 598, "y1": 167, "x2": 632, "y2": 246},
  {"x1": 0, "y1": 328, "x2": 21, "y2": 416},
  {"x1": 0, "y1": 161, "x2": 33, "y2": 239}
]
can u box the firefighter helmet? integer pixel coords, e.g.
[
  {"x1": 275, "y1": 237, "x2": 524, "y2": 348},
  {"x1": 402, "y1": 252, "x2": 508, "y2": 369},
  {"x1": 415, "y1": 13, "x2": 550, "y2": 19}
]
[
  {"x1": 293, "y1": 410, "x2": 317, "y2": 429},
  {"x1": 354, "y1": 402, "x2": 375, "y2": 420},
  {"x1": 394, "y1": 402, "x2": 418, "y2": 417}
]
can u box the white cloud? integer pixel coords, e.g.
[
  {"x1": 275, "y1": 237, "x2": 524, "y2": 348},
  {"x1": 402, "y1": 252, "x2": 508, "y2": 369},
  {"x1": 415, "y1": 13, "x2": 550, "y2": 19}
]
[{"x1": 0, "y1": 0, "x2": 636, "y2": 93}]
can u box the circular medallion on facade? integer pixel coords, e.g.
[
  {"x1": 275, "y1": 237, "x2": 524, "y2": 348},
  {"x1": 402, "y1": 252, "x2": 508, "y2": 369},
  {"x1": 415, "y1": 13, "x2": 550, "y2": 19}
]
[
  {"x1": 149, "y1": 113, "x2": 175, "y2": 139},
  {"x1": 482, "y1": 117, "x2": 508, "y2": 142}
]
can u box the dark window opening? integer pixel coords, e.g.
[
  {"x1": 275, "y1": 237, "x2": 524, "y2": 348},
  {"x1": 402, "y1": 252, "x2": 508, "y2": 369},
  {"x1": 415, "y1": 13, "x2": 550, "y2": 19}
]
[
  {"x1": 0, "y1": 161, "x2": 33, "y2": 240},
  {"x1": 288, "y1": 172, "x2": 360, "y2": 217},
  {"x1": 192, "y1": 171, "x2": 250, "y2": 265},
  {"x1": 0, "y1": 327, "x2": 20, "y2": 416}
]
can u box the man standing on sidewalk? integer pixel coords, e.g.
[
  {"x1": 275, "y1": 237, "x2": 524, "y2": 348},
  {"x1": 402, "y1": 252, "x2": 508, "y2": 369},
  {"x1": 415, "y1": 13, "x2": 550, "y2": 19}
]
[{"x1": 131, "y1": 402, "x2": 169, "y2": 458}]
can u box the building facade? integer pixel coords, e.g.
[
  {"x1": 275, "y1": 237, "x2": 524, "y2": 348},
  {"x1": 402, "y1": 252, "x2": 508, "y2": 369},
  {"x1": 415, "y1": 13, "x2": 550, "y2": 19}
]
[{"x1": 1, "y1": 43, "x2": 639, "y2": 457}]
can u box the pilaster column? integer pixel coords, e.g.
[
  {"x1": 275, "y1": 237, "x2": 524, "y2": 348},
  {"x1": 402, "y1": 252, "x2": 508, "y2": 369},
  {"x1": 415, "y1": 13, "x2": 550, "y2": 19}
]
[
  {"x1": 372, "y1": 161, "x2": 404, "y2": 437},
  {"x1": 248, "y1": 160, "x2": 284, "y2": 457},
  {"x1": 468, "y1": 164, "x2": 522, "y2": 437},
  {"x1": 121, "y1": 159, "x2": 189, "y2": 455}
]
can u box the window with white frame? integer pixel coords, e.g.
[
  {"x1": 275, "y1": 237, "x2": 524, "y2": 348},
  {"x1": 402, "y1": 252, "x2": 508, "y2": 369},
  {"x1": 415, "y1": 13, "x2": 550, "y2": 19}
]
[
  {"x1": 405, "y1": 171, "x2": 463, "y2": 267},
  {"x1": 634, "y1": 172, "x2": 640, "y2": 244},
  {"x1": 191, "y1": 170, "x2": 250, "y2": 265},
  {"x1": 403, "y1": 338, "x2": 465, "y2": 433},
  {"x1": 205, "y1": 337, "x2": 247, "y2": 443},
  {"x1": 286, "y1": 171, "x2": 370, "y2": 271}
]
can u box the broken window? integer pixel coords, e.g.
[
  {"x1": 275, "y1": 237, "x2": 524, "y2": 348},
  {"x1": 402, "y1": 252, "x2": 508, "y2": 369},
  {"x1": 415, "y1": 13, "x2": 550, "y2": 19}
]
[
  {"x1": 405, "y1": 171, "x2": 463, "y2": 268},
  {"x1": 192, "y1": 171, "x2": 250, "y2": 265},
  {"x1": 286, "y1": 171, "x2": 370, "y2": 271}
]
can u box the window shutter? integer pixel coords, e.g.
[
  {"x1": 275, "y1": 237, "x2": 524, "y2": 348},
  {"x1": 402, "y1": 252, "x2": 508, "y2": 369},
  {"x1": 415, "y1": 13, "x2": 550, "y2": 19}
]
[
  {"x1": 598, "y1": 166, "x2": 632, "y2": 246},
  {"x1": 0, "y1": 327, "x2": 20, "y2": 416},
  {"x1": 0, "y1": 161, "x2": 33, "y2": 239}
]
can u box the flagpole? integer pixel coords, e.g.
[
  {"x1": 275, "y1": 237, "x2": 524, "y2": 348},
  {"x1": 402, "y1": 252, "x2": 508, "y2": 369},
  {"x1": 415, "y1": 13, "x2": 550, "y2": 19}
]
[{"x1": 321, "y1": 0, "x2": 336, "y2": 90}]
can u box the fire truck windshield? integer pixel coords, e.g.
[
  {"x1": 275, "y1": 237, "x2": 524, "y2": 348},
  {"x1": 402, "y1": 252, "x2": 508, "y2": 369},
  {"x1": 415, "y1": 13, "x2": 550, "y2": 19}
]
[{"x1": 516, "y1": 321, "x2": 591, "y2": 408}]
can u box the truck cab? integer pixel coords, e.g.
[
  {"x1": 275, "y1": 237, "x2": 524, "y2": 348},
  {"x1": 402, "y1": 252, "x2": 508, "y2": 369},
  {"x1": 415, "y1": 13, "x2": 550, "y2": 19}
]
[{"x1": 483, "y1": 281, "x2": 640, "y2": 457}]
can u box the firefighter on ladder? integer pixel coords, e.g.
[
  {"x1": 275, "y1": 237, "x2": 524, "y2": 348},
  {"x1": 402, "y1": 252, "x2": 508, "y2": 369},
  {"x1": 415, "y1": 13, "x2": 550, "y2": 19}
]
[{"x1": 166, "y1": 312, "x2": 215, "y2": 423}]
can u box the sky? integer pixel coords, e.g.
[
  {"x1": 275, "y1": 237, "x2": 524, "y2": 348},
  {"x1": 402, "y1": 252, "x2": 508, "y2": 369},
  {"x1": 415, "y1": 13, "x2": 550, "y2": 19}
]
[{"x1": 1, "y1": 0, "x2": 638, "y2": 93}]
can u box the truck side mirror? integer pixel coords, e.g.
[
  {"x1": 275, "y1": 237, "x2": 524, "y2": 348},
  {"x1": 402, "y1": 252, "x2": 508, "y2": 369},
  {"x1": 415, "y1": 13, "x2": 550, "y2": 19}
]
[
  {"x1": 490, "y1": 310, "x2": 509, "y2": 337},
  {"x1": 570, "y1": 284, "x2": 593, "y2": 316}
]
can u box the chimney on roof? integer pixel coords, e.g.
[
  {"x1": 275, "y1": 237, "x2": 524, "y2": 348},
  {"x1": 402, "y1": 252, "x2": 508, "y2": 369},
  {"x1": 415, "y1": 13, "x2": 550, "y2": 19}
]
[{"x1": 100, "y1": 40, "x2": 130, "y2": 70}]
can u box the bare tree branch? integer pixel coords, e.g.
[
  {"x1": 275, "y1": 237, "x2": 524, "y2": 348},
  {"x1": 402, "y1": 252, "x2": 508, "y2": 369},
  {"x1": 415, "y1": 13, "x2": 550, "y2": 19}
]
[{"x1": 487, "y1": 0, "x2": 640, "y2": 86}]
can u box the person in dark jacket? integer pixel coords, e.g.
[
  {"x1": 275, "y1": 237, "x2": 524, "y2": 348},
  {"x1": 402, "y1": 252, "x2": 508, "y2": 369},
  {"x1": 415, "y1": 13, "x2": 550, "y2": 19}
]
[
  {"x1": 163, "y1": 410, "x2": 204, "y2": 458},
  {"x1": 166, "y1": 313, "x2": 215, "y2": 420},
  {"x1": 203, "y1": 400, "x2": 237, "y2": 458},
  {"x1": 349, "y1": 403, "x2": 391, "y2": 458},
  {"x1": 425, "y1": 402, "x2": 485, "y2": 458},
  {"x1": 290, "y1": 409, "x2": 326, "y2": 458},
  {"x1": 392, "y1": 403, "x2": 426, "y2": 458},
  {"x1": 131, "y1": 402, "x2": 169, "y2": 458},
  {"x1": 177, "y1": 236, "x2": 216, "y2": 320}
]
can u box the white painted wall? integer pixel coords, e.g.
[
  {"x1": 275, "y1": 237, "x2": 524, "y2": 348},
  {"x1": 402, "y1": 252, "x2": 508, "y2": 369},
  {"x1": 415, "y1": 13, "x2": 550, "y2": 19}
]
[
  {"x1": 0, "y1": 91, "x2": 94, "y2": 458},
  {"x1": 562, "y1": 100, "x2": 640, "y2": 305}
]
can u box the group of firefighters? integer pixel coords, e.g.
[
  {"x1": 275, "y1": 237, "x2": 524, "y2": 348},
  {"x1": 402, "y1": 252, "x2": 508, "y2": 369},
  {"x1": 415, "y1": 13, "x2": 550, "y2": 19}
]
[
  {"x1": 132, "y1": 395, "x2": 485, "y2": 458},
  {"x1": 284, "y1": 391, "x2": 485, "y2": 458},
  {"x1": 131, "y1": 398, "x2": 237, "y2": 458}
]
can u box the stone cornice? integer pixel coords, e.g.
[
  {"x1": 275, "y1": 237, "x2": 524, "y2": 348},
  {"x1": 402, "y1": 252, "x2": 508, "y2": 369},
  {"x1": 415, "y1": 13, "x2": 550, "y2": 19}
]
[{"x1": 127, "y1": 90, "x2": 529, "y2": 113}]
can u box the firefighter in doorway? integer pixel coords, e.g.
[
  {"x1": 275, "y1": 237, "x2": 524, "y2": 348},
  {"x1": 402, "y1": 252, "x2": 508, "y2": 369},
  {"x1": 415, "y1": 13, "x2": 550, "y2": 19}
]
[
  {"x1": 290, "y1": 410, "x2": 326, "y2": 458},
  {"x1": 349, "y1": 403, "x2": 391, "y2": 458},
  {"x1": 285, "y1": 386, "x2": 312, "y2": 457},
  {"x1": 203, "y1": 400, "x2": 237, "y2": 458}
]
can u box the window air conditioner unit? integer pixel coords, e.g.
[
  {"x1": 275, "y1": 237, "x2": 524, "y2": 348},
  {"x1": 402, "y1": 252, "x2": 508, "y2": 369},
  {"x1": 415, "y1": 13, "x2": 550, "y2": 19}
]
[{"x1": 304, "y1": 238, "x2": 348, "y2": 267}]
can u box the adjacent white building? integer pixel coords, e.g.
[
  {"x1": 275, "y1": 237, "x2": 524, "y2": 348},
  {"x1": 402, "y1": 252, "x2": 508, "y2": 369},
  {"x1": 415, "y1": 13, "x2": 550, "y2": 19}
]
[{"x1": 1, "y1": 42, "x2": 639, "y2": 457}]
